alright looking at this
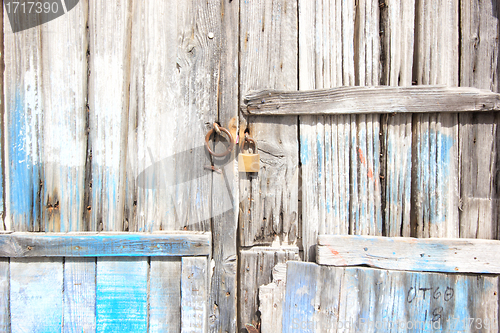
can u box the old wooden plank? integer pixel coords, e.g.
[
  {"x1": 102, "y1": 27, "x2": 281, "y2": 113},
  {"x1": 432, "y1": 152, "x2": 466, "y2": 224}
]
[
  {"x1": 181, "y1": 256, "x2": 207, "y2": 333},
  {"x1": 239, "y1": 247, "x2": 299, "y2": 330},
  {"x1": 87, "y1": 0, "x2": 131, "y2": 232},
  {"x1": 96, "y1": 257, "x2": 148, "y2": 331},
  {"x1": 317, "y1": 234, "x2": 500, "y2": 273},
  {"x1": 10, "y1": 258, "x2": 63, "y2": 332},
  {"x1": 412, "y1": 0, "x2": 459, "y2": 238},
  {"x1": 0, "y1": 0, "x2": 4, "y2": 231},
  {"x1": 459, "y1": 0, "x2": 500, "y2": 240},
  {"x1": 0, "y1": 232, "x2": 210, "y2": 257},
  {"x1": 0, "y1": 259, "x2": 8, "y2": 333},
  {"x1": 282, "y1": 261, "x2": 320, "y2": 333},
  {"x1": 4, "y1": 0, "x2": 87, "y2": 232},
  {"x1": 150, "y1": 257, "x2": 181, "y2": 333},
  {"x1": 259, "y1": 263, "x2": 289, "y2": 333},
  {"x1": 239, "y1": 0, "x2": 299, "y2": 248},
  {"x1": 126, "y1": 0, "x2": 218, "y2": 233},
  {"x1": 281, "y1": 262, "x2": 499, "y2": 332},
  {"x1": 63, "y1": 258, "x2": 96, "y2": 332},
  {"x1": 380, "y1": 0, "x2": 414, "y2": 237},
  {"x1": 243, "y1": 86, "x2": 500, "y2": 115},
  {"x1": 208, "y1": 0, "x2": 239, "y2": 331}
]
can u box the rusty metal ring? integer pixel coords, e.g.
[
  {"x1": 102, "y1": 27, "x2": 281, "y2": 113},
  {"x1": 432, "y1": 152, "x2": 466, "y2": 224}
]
[
  {"x1": 240, "y1": 134, "x2": 257, "y2": 150},
  {"x1": 205, "y1": 126, "x2": 234, "y2": 157}
]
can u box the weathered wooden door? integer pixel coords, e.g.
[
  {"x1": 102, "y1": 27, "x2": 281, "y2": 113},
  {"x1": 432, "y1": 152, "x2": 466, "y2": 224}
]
[{"x1": 1, "y1": 0, "x2": 500, "y2": 332}]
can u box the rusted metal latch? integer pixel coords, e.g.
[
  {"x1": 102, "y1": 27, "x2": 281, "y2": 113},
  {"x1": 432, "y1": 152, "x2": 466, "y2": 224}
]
[{"x1": 204, "y1": 123, "x2": 234, "y2": 173}]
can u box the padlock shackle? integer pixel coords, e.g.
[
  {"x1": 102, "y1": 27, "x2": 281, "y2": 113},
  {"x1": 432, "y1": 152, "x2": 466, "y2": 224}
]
[{"x1": 240, "y1": 134, "x2": 258, "y2": 152}]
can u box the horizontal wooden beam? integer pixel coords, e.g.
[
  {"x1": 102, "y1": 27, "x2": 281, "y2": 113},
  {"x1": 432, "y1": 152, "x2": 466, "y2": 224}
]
[
  {"x1": 317, "y1": 234, "x2": 500, "y2": 274},
  {"x1": 244, "y1": 85, "x2": 500, "y2": 115},
  {"x1": 0, "y1": 232, "x2": 210, "y2": 257}
]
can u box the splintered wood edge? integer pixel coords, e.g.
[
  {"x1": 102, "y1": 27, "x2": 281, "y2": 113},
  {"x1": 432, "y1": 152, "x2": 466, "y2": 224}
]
[
  {"x1": 0, "y1": 232, "x2": 211, "y2": 257},
  {"x1": 243, "y1": 85, "x2": 500, "y2": 115},
  {"x1": 317, "y1": 234, "x2": 500, "y2": 274}
]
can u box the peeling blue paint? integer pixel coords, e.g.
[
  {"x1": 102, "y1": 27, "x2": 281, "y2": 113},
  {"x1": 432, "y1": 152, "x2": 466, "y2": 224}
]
[{"x1": 300, "y1": 135, "x2": 310, "y2": 165}]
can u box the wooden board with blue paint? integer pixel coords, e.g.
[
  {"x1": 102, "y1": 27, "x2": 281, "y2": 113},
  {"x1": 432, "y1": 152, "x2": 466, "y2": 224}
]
[
  {"x1": 96, "y1": 257, "x2": 148, "y2": 331},
  {"x1": 317, "y1": 234, "x2": 500, "y2": 274},
  {"x1": 280, "y1": 261, "x2": 499, "y2": 333},
  {"x1": 0, "y1": 232, "x2": 211, "y2": 257}
]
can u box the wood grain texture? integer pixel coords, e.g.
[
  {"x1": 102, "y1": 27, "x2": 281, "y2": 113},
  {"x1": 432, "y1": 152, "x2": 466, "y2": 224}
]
[
  {"x1": 0, "y1": 232, "x2": 210, "y2": 257},
  {"x1": 126, "y1": 0, "x2": 219, "y2": 232},
  {"x1": 298, "y1": 0, "x2": 381, "y2": 263},
  {"x1": 244, "y1": 86, "x2": 500, "y2": 115},
  {"x1": 181, "y1": 256, "x2": 207, "y2": 333},
  {"x1": 63, "y1": 258, "x2": 96, "y2": 332},
  {"x1": 239, "y1": 0, "x2": 299, "y2": 247},
  {"x1": 0, "y1": 2, "x2": 3, "y2": 231},
  {"x1": 411, "y1": 0, "x2": 459, "y2": 238},
  {"x1": 459, "y1": 0, "x2": 500, "y2": 240},
  {"x1": 87, "y1": 0, "x2": 132, "y2": 232},
  {"x1": 317, "y1": 234, "x2": 500, "y2": 273},
  {"x1": 4, "y1": 0, "x2": 88, "y2": 232},
  {"x1": 0, "y1": 259, "x2": 8, "y2": 333},
  {"x1": 279, "y1": 262, "x2": 499, "y2": 332},
  {"x1": 208, "y1": 1, "x2": 239, "y2": 331},
  {"x1": 150, "y1": 258, "x2": 181, "y2": 333},
  {"x1": 10, "y1": 258, "x2": 63, "y2": 332},
  {"x1": 259, "y1": 263, "x2": 288, "y2": 333},
  {"x1": 239, "y1": 247, "x2": 299, "y2": 329},
  {"x1": 96, "y1": 257, "x2": 148, "y2": 332},
  {"x1": 380, "y1": 0, "x2": 414, "y2": 237}
]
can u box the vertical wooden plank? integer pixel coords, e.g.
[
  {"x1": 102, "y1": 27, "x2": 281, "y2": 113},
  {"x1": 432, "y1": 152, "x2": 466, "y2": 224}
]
[
  {"x1": 87, "y1": 0, "x2": 131, "y2": 232},
  {"x1": 96, "y1": 257, "x2": 148, "y2": 331},
  {"x1": 4, "y1": 0, "x2": 88, "y2": 233},
  {"x1": 127, "y1": 0, "x2": 219, "y2": 233},
  {"x1": 64, "y1": 258, "x2": 96, "y2": 333},
  {"x1": 0, "y1": 259, "x2": 8, "y2": 333},
  {"x1": 282, "y1": 261, "x2": 320, "y2": 333},
  {"x1": 10, "y1": 258, "x2": 63, "y2": 332},
  {"x1": 459, "y1": 0, "x2": 500, "y2": 239},
  {"x1": 150, "y1": 258, "x2": 181, "y2": 333},
  {"x1": 380, "y1": 0, "x2": 414, "y2": 237},
  {"x1": 0, "y1": 0, "x2": 4, "y2": 231},
  {"x1": 239, "y1": 0, "x2": 299, "y2": 247},
  {"x1": 412, "y1": 0, "x2": 459, "y2": 238},
  {"x1": 181, "y1": 256, "x2": 207, "y2": 333},
  {"x1": 209, "y1": 0, "x2": 238, "y2": 331}
]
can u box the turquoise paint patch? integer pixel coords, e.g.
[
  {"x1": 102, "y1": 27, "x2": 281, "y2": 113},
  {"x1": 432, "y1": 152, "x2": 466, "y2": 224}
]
[
  {"x1": 300, "y1": 135, "x2": 310, "y2": 165},
  {"x1": 438, "y1": 133, "x2": 454, "y2": 177},
  {"x1": 9, "y1": 90, "x2": 40, "y2": 228}
]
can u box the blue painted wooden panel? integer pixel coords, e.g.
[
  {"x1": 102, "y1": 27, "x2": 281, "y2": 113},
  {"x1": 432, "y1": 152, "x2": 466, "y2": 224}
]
[
  {"x1": 10, "y1": 258, "x2": 64, "y2": 332},
  {"x1": 64, "y1": 258, "x2": 96, "y2": 332},
  {"x1": 96, "y1": 257, "x2": 148, "y2": 331}
]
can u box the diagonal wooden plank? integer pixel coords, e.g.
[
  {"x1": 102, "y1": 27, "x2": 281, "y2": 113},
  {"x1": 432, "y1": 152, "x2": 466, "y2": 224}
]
[
  {"x1": 10, "y1": 258, "x2": 63, "y2": 332},
  {"x1": 96, "y1": 257, "x2": 148, "y2": 331},
  {"x1": 150, "y1": 257, "x2": 181, "y2": 333},
  {"x1": 181, "y1": 256, "x2": 208, "y2": 333},
  {"x1": 317, "y1": 234, "x2": 500, "y2": 274},
  {"x1": 64, "y1": 258, "x2": 96, "y2": 333}
]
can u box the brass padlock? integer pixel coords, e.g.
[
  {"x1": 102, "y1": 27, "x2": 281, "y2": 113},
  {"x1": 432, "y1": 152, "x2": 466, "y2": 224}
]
[{"x1": 238, "y1": 135, "x2": 260, "y2": 173}]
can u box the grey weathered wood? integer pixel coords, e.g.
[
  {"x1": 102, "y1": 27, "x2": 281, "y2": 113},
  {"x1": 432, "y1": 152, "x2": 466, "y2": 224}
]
[
  {"x1": 239, "y1": 0, "x2": 299, "y2": 249},
  {"x1": 380, "y1": 0, "x2": 414, "y2": 237},
  {"x1": 150, "y1": 258, "x2": 181, "y2": 333},
  {"x1": 4, "y1": 0, "x2": 87, "y2": 232},
  {"x1": 10, "y1": 258, "x2": 64, "y2": 332},
  {"x1": 87, "y1": 0, "x2": 131, "y2": 232},
  {"x1": 0, "y1": 232, "x2": 210, "y2": 257},
  {"x1": 244, "y1": 86, "x2": 500, "y2": 115},
  {"x1": 181, "y1": 257, "x2": 208, "y2": 333},
  {"x1": 280, "y1": 262, "x2": 499, "y2": 332},
  {"x1": 208, "y1": 0, "x2": 238, "y2": 331},
  {"x1": 317, "y1": 234, "x2": 500, "y2": 274},
  {"x1": 126, "y1": 0, "x2": 217, "y2": 232},
  {"x1": 459, "y1": 0, "x2": 500, "y2": 240},
  {"x1": 239, "y1": 248, "x2": 299, "y2": 330},
  {"x1": 412, "y1": 0, "x2": 459, "y2": 238},
  {"x1": 63, "y1": 258, "x2": 96, "y2": 332},
  {"x1": 0, "y1": 259, "x2": 8, "y2": 333},
  {"x1": 0, "y1": 1, "x2": 4, "y2": 231}
]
